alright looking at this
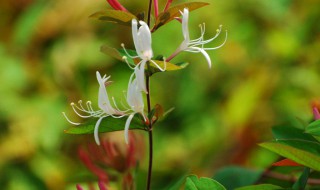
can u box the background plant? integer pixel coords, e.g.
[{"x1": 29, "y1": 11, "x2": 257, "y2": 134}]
[{"x1": 0, "y1": 0, "x2": 320, "y2": 189}]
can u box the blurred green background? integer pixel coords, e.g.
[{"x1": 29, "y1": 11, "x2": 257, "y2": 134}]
[{"x1": 0, "y1": 0, "x2": 320, "y2": 189}]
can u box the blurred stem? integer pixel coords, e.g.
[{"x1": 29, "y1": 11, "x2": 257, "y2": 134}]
[{"x1": 262, "y1": 170, "x2": 320, "y2": 185}]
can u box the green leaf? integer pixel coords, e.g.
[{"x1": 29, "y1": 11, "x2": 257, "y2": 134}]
[
  {"x1": 148, "y1": 60, "x2": 188, "y2": 74},
  {"x1": 292, "y1": 167, "x2": 310, "y2": 190},
  {"x1": 64, "y1": 116, "x2": 146, "y2": 134},
  {"x1": 305, "y1": 120, "x2": 320, "y2": 136},
  {"x1": 89, "y1": 10, "x2": 136, "y2": 25},
  {"x1": 153, "y1": 2, "x2": 209, "y2": 31},
  {"x1": 100, "y1": 45, "x2": 189, "y2": 73},
  {"x1": 166, "y1": 175, "x2": 187, "y2": 190},
  {"x1": 160, "y1": 107, "x2": 175, "y2": 121},
  {"x1": 235, "y1": 184, "x2": 284, "y2": 190},
  {"x1": 272, "y1": 125, "x2": 318, "y2": 142},
  {"x1": 185, "y1": 175, "x2": 226, "y2": 190},
  {"x1": 260, "y1": 141, "x2": 320, "y2": 171},
  {"x1": 213, "y1": 166, "x2": 263, "y2": 190},
  {"x1": 100, "y1": 45, "x2": 135, "y2": 64}
]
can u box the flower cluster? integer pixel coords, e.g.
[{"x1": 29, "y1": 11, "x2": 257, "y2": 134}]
[{"x1": 64, "y1": 6, "x2": 226, "y2": 146}]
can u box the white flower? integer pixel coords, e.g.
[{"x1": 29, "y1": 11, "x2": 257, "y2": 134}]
[
  {"x1": 63, "y1": 71, "x2": 124, "y2": 146},
  {"x1": 124, "y1": 75, "x2": 147, "y2": 144},
  {"x1": 122, "y1": 19, "x2": 166, "y2": 93},
  {"x1": 96, "y1": 71, "x2": 119, "y2": 115},
  {"x1": 168, "y1": 8, "x2": 227, "y2": 68},
  {"x1": 63, "y1": 71, "x2": 147, "y2": 145}
]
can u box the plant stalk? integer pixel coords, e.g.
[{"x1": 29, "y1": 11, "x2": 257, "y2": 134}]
[
  {"x1": 145, "y1": 74, "x2": 153, "y2": 190},
  {"x1": 146, "y1": 2, "x2": 153, "y2": 189}
]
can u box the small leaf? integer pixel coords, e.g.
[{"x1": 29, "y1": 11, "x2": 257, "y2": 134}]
[
  {"x1": 213, "y1": 166, "x2": 263, "y2": 190},
  {"x1": 292, "y1": 167, "x2": 310, "y2": 190},
  {"x1": 153, "y1": 2, "x2": 209, "y2": 31},
  {"x1": 260, "y1": 141, "x2": 320, "y2": 171},
  {"x1": 235, "y1": 184, "x2": 284, "y2": 190},
  {"x1": 100, "y1": 45, "x2": 138, "y2": 65},
  {"x1": 272, "y1": 158, "x2": 302, "y2": 167},
  {"x1": 160, "y1": 107, "x2": 175, "y2": 121},
  {"x1": 272, "y1": 125, "x2": 318, "y2": 142},
  {"x1": 166, "y1": 175, "x2": 187, "y2": 190},
  {"x1": 90, "y1": 10, "x2": 136, "y2": 26},
  {"x1": 305, "y1": 120, "x2": 320, "y2": 136},
  {"x1": 148, "y1": 104, "x2": 164, "y2": 123},
  {"x1": 148, "y1": 60, "x2": 188, "y2": 74},
  {"x1": 185, "y1": 175, "x2": 226, "y2": 190},
  {"x1": 64, "y1": 116, "x2": 146, "y2": 134}
]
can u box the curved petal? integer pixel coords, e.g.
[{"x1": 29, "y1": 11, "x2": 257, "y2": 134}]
[
  {"x1": 198, "y1": 48, "x2": 212, "y2": 68},
  {"x1": 138, "y1": 21, "x2": 153, "y2": 59},
  {"x1": 94, "y1": 116, "x2": 106, "y2": 145},
  {"x1": 127, "y1": 77, "x2": 144, "y2": 113},
  {"x1": 132, "y1": 19, "x2": 143, "y2": 56},
  {"x1": 124, "y1": 113, "x2": 135, "y2": 144},
  {"x1": 190, "y1": 47, "x2": 212, "y2": 68},
  {"x1": 134, "y1": 60, "x2": 147, "y2": 93},
  {"x1": 96, "y1": 71, "x2": 116, "y2": 114},
  {"x1": 181, "y1": 8, "x2": 190, "y2": 41}
]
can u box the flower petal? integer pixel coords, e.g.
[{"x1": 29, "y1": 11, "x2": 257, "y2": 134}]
[
  {"x1": 181, "y1": 8, "x2": 190, "y2": 41},
  {"x1": 138, "y1": 21, "x2": 153, "y2": 59},
  {"x1": 96, "y1": 71, "x2": 116, "y2": 114},
  {"x1": 94, "y1": 116, "x2": 106, "y2": 145},
  {"x1": 127, "y1": 77, "x2": 144, "y2": 114},
  {"x1": 134, "y1": 60, "x2": 147, "y2": 93},
  {"x1": 124, "y1": 113, "x2": 135, "y2": 144},
  {"x1": 190, "y1": 47, "x2": 212, "y2": 68},
  {"x1": 132, "y1": 19, "x2": 143, "y2": 56}
]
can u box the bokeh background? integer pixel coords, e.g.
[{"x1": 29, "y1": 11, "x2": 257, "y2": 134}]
[{"x1": 1, "y1": 0, "x2": 320, "y2": 189}]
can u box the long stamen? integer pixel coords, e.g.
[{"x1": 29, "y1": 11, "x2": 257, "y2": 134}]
[
  {"x1": 62, "y1": 112, "x2": 81, "y2": 125},
  {"x1": 150, "y1": 59, "x2": 166, "y2": 72},
  {"x1": 202, "y1": 30, "x2": 228, "y2": 50},
  {"x1": 112, "y1": 97, "x2": 130, "y2": 113},
  {"x1": 86, "y1": 101, "x2": 95, "y2": 113},
  {"x1": 122, "y1": 56, "x2": 136, "y2": 70},
  {"x1": 121, "y1": 43, "x2": 139, "y2": 59},
  {"x1": 77, "y1": 100, "x2": 89, "y2": 113},
  {"x1": 73, "y1": 100, "x2": 104, "y2": 117},
  {"x1": 70, "y1": 103, "x2": 93, "y2": 118}
]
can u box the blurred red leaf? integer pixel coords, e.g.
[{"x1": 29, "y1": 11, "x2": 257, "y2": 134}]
[{"x1": 272, "y1": 158, "x2": 302, "y2": 167}]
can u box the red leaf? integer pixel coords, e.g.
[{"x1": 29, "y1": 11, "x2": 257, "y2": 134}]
[{"x1": 272, "y1": 158, "x2": 302, "y2": 167}]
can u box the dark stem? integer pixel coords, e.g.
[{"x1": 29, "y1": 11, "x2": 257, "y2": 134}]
[
  {"x1": 146, "y1": 125, "x2": 153, "y2": 190},
  {"x1": 146, "y1": 0, "x2": 153, "y2": 187},
  {"x1": 145, "y1": 66, "x2": 153, "y2": 190}
]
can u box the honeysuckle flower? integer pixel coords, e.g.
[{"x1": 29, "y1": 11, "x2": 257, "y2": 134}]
[
  {"x1": 63, "y1": 71, "x2": 125, "y2": 146},
  {"x1": 124, "y1": 75, "x2": 147, "y2": 144},
  {"x1": 122, "y1": 19, "x2": 166, "y2": 93},
  {"x1": 167, "y1": 8, "x2": 227, "y2": 68}
]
